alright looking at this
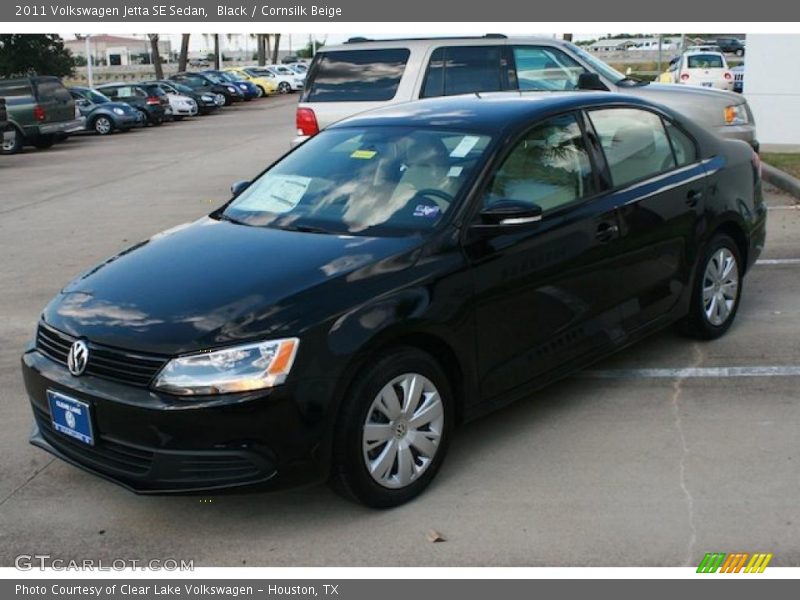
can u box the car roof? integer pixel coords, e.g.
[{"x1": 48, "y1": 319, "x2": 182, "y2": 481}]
[
  {"x1": 330, "y1": 92, "x2": 661, "y2": 136},
  {"x1": 321, "y1": 35, "x2": 566, "y2": 53}
]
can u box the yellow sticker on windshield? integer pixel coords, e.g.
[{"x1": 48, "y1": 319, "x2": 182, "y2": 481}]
[{"x1": 350, "y1": 150, "x2": 377, "y2": 159}]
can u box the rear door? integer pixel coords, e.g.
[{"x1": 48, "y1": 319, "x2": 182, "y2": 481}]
[
  {"x1": 301, "y1": 47, "x2": 412, "y2": 129},
  {"x1": 419, "y1": 45, "x2": 509, "y2": 98},
  {"x1": 585, "y1": 107, "x2": 707, "y2": 332}
]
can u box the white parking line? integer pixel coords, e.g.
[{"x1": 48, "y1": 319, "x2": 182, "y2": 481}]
[
  {"x1": 755, "y1": 258, "x2": 800, "y2": 265},
  {"x1": 581, "y1": 366, "x2": 800, "y2": 379},
  {"x1": 766, "y1": 205, "x2": 799, "y2": 210}
]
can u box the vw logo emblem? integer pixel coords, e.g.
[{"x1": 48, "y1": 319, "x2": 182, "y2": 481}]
[
  {"x1": 67, "y1": 340, "x2": 89, "y2": 376},
  {"x1": 65, "y1": 410, "x2": 76, "y2": 429}
]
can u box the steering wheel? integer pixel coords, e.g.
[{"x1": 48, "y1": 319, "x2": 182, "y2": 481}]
[{"x1": 413, "y1": 188, "x2": 455, "y2": 205}]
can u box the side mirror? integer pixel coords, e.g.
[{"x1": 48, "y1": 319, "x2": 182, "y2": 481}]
[
  {"x1": 475, "y1": 200, "x2": 543, "y2": 229},
  {"x1": 577, "y1": 72, "x2": 607, "y2": 91},
  {"x1": 75, "y1": 98, "x2": 90, "y2": 107},
  {"x1": 230, "y1": 180, "x2": 250, "y2": 196}
]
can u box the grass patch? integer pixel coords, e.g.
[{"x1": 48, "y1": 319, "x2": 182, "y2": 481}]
[{"x1": 762, "y1": 153, "x2": 800, "y2": 180}]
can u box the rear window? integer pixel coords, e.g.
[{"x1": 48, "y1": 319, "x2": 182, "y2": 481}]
[
  {"x1": 687, "y1": 54, "x2": 725, "y2": 69},
  {"x1": 36, "y1": 79, "x2": 72, "y2": 103},
  {"x1": 304, "y1": 49, "x2": 410, "y2": 102}
]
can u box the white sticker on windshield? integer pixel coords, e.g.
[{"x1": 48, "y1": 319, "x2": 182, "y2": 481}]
[
  {"x1": 236, "y1": 174, "x2": 311, "y2": 214},
  {"x1": 450, "y1": 135, "x2": 481, "y2": 158},
  {"x1": 447, "y1": 166, "x2": 463, "y2": 178}
]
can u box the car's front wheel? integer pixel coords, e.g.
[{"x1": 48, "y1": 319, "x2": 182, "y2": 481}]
[
  {"x1": 331, "y1": 348, "x2": 453, "y2": 508},
  {"x1": 93, "y1": 115, "x2": 113, "y2": 135},
  {"x1": 681, "y1": 233, "x2": 742, "y2": 339},
  {"x1": 278, "y1": 82, "x2": 291, "y2": 94}
]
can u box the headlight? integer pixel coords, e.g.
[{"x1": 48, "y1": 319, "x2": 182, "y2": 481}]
[
  {"x1": 153, "y1": 338, "x2": 299, "y2": 395},
  {"x1": 112, "y1": 107, "x2": 125, "y2": 116},
  {"x1": 239, "y1": 84, "x2": 247, "y2": 90},
  {"x1": 201, "y1": 94, "x2": 213, "y2": 102},
  {"x1": 227, "y1": 85, "x2": 237, "y2": 93},
  {"x1": 724, "y1": 104, "x2": 749, "y2": 125}
]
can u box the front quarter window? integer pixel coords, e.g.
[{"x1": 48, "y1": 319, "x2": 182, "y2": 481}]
[{"x1": 223, "y1": 127, "x2": 492, "y2": 236}]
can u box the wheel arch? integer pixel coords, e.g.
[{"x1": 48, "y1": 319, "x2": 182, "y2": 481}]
[{"x1": 711, "y1": 219, "x2": 749, "y2": 274}]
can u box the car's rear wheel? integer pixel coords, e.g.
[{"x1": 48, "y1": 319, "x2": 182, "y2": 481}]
[
  {"x1": 92, "y1": 115, "x2": 113, "y2": 135},
  {"x1": 331, "y1": 348, "x2": 453, "y2": 508},
  {"x1": 256, "y1": 86, "x2": 266, "y2": 97},
  {"x1": 681, "y1": 234, "x2": 742, "y2": 339},
  {"x1": 278, "y1": 82, "x2": 291, "y2": 94},
  {"x1": 1, "y1": 125, "x2": 23, "y2": 154}
]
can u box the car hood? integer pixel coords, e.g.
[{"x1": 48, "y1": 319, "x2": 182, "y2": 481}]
[
  {"x1": 621, "y1": 83, "x2": 745, "y2": 126},
  {"x1": 43, "y1": 217, "x2": 423, "y2": 355}
]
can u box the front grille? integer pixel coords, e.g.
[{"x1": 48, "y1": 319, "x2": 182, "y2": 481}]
[
  {"x1": 33, "y1": 404, "x2": 154, "y2": 475},
  {"x1": 36, "y1": 323, "x2": 168, "y2": 388}
]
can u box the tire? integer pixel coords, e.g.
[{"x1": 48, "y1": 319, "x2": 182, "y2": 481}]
[
  {"x1": 173, "y1": 115, "x2": 184, "y2": 121},
  {"x1": 278, "y1": 82, "x2": 291, "y2": 94},
  {"x1": 92, "y1": 115, "x2": 113, "y2": 135},
  {"x1": 330, "y1": 347, "x2": 453, "y2": 508},
  {"x1": 223, "y1": 94, "x2": 233, "y2": 106},
  {"x1": 680, "y1": 234, "x2": 743, "y2": 340},
  {"x1": 256, "y1": 86, "x2": 266, "y2": 98},
  {"x1": 32, "y1": 135, "x2": 55, "y2": 149},
  {"x1": 1, "y1": 125, "x2": 23, "y2": 155}
]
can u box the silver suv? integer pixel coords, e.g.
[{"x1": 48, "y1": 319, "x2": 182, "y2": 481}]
[{"x1": 295, "y1": 35, "x2": 757, "y2": 150}]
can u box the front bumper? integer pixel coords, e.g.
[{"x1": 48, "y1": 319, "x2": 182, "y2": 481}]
[
  {"x1": 22, "y1": 349, "x2": 332, "y2": 494},
  {"x1": 714, "y1": 123, "x2": 759, "y2": 151}
]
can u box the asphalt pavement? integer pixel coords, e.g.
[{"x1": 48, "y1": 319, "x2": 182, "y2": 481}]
[{"x1": 0, "y1": 96, "x2": 798, "y2": 567}]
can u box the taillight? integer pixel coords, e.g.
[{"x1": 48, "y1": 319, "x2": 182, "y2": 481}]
[
  {"x1": 296, "y1": 107, "x2": 319, "y2": 137},
  {"x1": 146, "y1": 96, "x2": 161, "y2": 105},
  {"x1": 680, "y1": 73, "x2": 690, "y2": 81},
  {"x1": 724, "y1": 72, "x2": 733, "y2": 80},
  {"x1": 33, "y1": 104, "x2": 46, "y2": 121}
]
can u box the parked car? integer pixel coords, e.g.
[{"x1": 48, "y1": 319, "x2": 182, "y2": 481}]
[
  {"x1": 0, "y1": 76, "x2": 84, "y2": 154},
  {"x1": 224, "y1": 67, "x2": 278, "y2": 97},
  {"x1": 294, "y1": 36, "x2": 758, "y2": 151},
  {"x1": 286, "y1": 63, "x2": 308, "y2": 79},
  {"x1": 263, "y1": 65, "x2": 305, "y2": 93},
  {"x1": 170, "y1": 72, "x2": 243, "y2": 105},
  {"x1": 731, "y1": 65, "x2": 745, "y2": 93},
  {"x1": 69, "y1": 87, "x2": 143, "y2": 134},
  {"x1": 23, "y1": 92, "x2": 766, "y2": 507},
  {"x1": 714, "y1": 37, "x2": 746, "y2": 57},
  {"x1": 144, "y1": 83, "x2": 197, "y2": 120},
  {"x1": 163, "y1": 75, "x2": 226, "y2": 109},
  {"x1": 96, "y1": 83, "x2": 168, "y2": 126},
  {"x1": 664, "y1": 51, "x2": 734, "y2": 91},
  {"x1": 281, "y1": 54, "x2": 301, "y2": 64},
  {"x1": 188, "y1": 58, "x2": 210, "y2": 67},
  {"x1": 202, "y1": 69, "x2": 259, "y2": 101},
  {"x1": 145, "y1": 80, "x2": 221, "y2": 115}
]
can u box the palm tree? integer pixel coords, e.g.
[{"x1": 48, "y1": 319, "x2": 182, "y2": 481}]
[
  {"x1": 271, "y1": 33, "x2": 281, "y2": 65},
  {"x1": 178, "y1": 34, "x2": 190, "y2": 71},
  {"x1": 147, "y1": 34, "x2": 163, "y2": 79},
  {"x1": 213, "y1": 33, "x2": 220, "y2": 69}
]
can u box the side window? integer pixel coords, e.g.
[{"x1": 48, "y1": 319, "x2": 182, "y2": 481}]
[
  {"x1": 304, "y1": 49, "x2": 410, "y2": 102},
  {"x1": 101, "y1": 87, "x2": 117, "y2": 98},
  {"x1": 484, "y1": 113, "x2": 594, "y2": 212},
  {"x1": 588, "y1": 108, "x2": 676, "y2": 187},
  {"x1": 512, "y1": 46, "x2": 587, "y2": 91},
  {"x1": 421, "y1": 46, "x2": 505, "y2": 98},
  {"x1": 664, "y1": 120, "x2": 698, "y2": 166}
]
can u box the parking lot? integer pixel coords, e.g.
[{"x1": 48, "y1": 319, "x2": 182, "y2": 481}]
[{"x1": 1, "y1": 96, "x2": 799, "y2": 567}]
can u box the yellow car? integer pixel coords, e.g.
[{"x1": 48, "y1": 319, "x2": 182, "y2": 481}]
[{"x1": 224, "y1": 67, "x2": 278, "y2": 97}]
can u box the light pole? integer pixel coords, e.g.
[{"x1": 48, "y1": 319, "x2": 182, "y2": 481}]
[{"x1": 84, "y1": 34, "x2": 94, "y2": 87}]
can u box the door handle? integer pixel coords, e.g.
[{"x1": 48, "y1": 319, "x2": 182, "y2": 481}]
[
  {"x1": 686, "y1": 189, "x2": 703, "y2": 207},
  {"x1": 595, "y1": 222, "x2": 619, "y2": 242}
]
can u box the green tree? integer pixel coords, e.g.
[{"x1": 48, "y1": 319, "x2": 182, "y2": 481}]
[
  {"x1": 297, "y1": 38, "x2": 325, "y2": 59},
  {"x1": 0, "y1": 34, "x2": 74, "y2": 77}
]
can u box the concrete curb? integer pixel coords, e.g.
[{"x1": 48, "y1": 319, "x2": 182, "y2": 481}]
[{"x1": 762, "y1": 163, "x2": 800, "y2": 199}]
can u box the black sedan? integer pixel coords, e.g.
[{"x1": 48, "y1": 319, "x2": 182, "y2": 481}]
[
  {"x1": 169, "y1": 72, "x2": 243, "y2": 106},
  {"x1": 144, "y1": 80, "x2": 221, "y2": 115},
  {"x1": 96, "y1": 83, "x2": 169, "y2": 126},
  {"x1": 21, "y1": 93, "x2": 766, "y2": 507}
]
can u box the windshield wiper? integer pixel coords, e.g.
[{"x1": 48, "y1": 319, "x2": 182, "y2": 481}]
[{"x1": 276, "y1": 224, "x2": 334, "y2": 235}]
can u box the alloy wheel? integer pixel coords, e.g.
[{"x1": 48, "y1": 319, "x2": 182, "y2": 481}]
[
  {"x1": 95, "y1": 116, "x2": 112, "y2": 135},
  {"x1": 279, "y1": 82, "x2": 291, "y2": 94},
  {"x1": 702, "y1": 247, "x2": 739, "y2": 326},
  {"x1": 362, "y1": 373, "x2": 444, "y2": 489}
]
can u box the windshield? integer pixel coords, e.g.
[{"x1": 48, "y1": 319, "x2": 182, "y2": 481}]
[
  {"x1": 224, "y1": 71, "x2": 246, "y2": 81},
  {"x1": 246, "y1": 68, "x2": 273, "y2": 78},
  {"x1": 222, "y1": 127, "x2": 492, "y2": 236},
  {"x1": 171, "y1": 82, "x2": 194, "y2": 94},
  {"x1": 203, "y1": 73, "x2": 226, "y2": 84},
  {"x1": 566, "y1": 43, "x2": 629, "y2": 84},
  {"x1": 85, "y1": 89, "x2": 110, "y2": 104}
]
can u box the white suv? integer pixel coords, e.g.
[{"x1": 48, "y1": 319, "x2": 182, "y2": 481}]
[{"x1": 294, "y1": 35, "x2": 757, "y2": 150}]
